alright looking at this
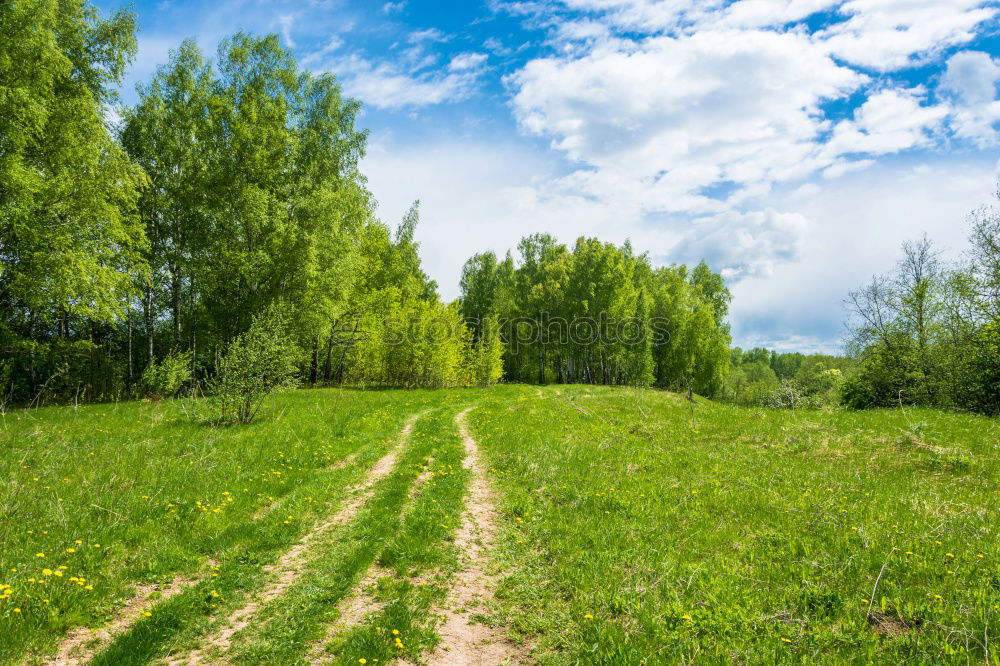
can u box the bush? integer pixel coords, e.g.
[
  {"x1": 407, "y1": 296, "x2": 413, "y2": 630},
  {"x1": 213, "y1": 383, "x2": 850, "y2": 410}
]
[
  {"x1": 141, "y1": 349, "x2": 193, "y2": 399},
  {"x1": 768, "y1": 380, "x2": 804, "y2": 410},
  {"x1": 210, "y1": 311, "x2": 298, "y2": 424}
]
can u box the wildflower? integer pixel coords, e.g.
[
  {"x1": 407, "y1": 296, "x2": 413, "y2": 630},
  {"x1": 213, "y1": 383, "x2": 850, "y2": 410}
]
[
  {"x1": 360, "y1": 660, "x2": 367, "y2": 665},
  {"x1": 584, "y1": 614, "x2": 593, "y2": 620},
  {"x1": 66, "y1": 548, "x2": 75, "y2": 553},
  {"x1": 934, "y1": 594, "x2": 943, "y2": 600},
  {"x1": 392, "y1": 629, "x2": 399, "y2": 636},
  {"x1": 42, "y1": 569, "x2": 52, "y2": 576},
  {"x1": 781, "y1": 637, "x2": 791, "y2": 643},
  {"x1": 35, "y1": 553, "x2": 44, "y2": 558},
  {"x1": 13, "y1": 608, "x2": 20, "y2": 613},
  {"x1": 946, "y1": 553, "x2": 954, "y2": 558},
  {"x1": 53, "y1": 571, "x2": 63, "y2": 577},
  {"x1": 143, "y1": 611, "x2": 152, "y2": 617},
  {"x1": 681, "y1": 614, "x2": 692, "y2": 621}
]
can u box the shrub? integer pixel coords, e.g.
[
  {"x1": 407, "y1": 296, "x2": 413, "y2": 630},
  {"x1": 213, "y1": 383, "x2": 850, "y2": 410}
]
[
  {"x1": 768, "y1": 380, "x2": 804, "y2": 410},
  {"x1": 210, "y1": 311, "x2": 298, "y2": 424},
  {"x1": 141, "y1": 349, "x2": 193, "y2": 399}
]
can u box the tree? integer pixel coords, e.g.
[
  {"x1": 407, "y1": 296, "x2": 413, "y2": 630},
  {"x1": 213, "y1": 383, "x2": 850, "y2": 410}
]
[{"x1": 0, "y1": 0, "x2": 146, "y2": 402}]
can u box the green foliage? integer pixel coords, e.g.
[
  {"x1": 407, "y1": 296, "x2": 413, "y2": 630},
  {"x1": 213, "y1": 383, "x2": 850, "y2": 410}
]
[
  {"x1": 342, "y1": 289, "x2": 499, "y2": 388},
  {"x1": 0, "y1": 0, "x2": 146, "y2": 404},
  {"x1": 209, "y1": 310, "x2": 298, "y2": 423},
  {"x1": 844, "y1": 208, "x2": 1000, "y2": 414},
  {"x1": 459, "y1": 237, "x2": 731, "y2": 393},
  {"x1": 462, "y1": 313, "x2": 505, "y2": 386},
  {"x1": 0, "y1": 0, "x2": 145, "y2": 323},
  {"x1": 140, "y1": 349, "x2": 192, "y2": 399},
  {"x1": 723, "y1": 349, "x2": 850, "y2": 409}
]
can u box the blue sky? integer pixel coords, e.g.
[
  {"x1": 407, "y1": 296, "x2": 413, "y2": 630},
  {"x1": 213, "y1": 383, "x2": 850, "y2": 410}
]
[{"x1": 97, "y1": 0, "x2": 1000, "y2": 353}]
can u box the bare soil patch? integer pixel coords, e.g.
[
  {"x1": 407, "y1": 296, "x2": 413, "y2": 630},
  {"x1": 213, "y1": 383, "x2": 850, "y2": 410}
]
[
  {"x1": 425, "y1": 408, "x2": 527, "y2": 666},
  {"x1": 45, "y1": 572, "x2": 200, "y2": 666}
]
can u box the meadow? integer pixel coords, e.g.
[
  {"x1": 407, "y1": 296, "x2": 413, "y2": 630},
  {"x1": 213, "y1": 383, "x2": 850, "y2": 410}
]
[{"x1": 1, "y1": 385, "x2": 998, "y2": 664}]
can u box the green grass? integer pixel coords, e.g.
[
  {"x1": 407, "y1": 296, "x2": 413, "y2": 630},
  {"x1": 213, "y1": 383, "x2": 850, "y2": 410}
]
[
  {"x1": 472, "y1": 386, "x2": 1000, "y2": 664},
  {"x1": 2, "y1": 385, "x2": 998, "y2": 664}
]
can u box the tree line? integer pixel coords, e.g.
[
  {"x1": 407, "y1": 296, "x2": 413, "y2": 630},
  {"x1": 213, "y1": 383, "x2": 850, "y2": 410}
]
[
  {"x1": 843, "y1": 197, "x2": 1000, "y2": 415},
  {"x1": 458, "y1": 235, "x2": 732, "y2": 394},
  {"x1": 0, "y1": 1, "x2": 500, "y2": 408},
  {"x1": 14, "y1": 2, "x2": 992, "y2": 415},
  {"x1": 722, "y1": 347, "x2": 855, "y2": 409}
]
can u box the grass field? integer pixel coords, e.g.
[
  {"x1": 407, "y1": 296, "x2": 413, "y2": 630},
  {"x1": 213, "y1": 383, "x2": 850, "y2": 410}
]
[{"x1": 1, "y1": 385, "x2": 998, "y2": 664}]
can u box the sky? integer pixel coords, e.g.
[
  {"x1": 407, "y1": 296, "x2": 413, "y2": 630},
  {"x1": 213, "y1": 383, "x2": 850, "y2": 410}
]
[{"x1": 96, "y1": 0, "x2": 1000, "y2": 354}]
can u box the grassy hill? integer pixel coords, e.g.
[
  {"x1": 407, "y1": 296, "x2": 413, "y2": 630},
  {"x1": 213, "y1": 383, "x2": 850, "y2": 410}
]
[{"x1": 1, "y1": 386, "x2": 997, "y2": 664}]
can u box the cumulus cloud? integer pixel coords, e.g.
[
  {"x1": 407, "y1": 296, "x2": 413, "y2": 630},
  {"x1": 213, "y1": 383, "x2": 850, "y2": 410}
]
[
  {"x1": 511, "y1": 29, "x2": 865, "y2": 200},
  {"x1": 671, "y1": 209, "x2": 810, "y2": 280},
  {"x1": 940, "y1": 50, "x2": 1000, "y2": 145},
  {"x1": 820, "y1": 88, "x2": 948, "y2": 158},
  {"x1": 815, "y1": 0, "x2": 997, "y2": 71},
  {"x1": 495, "y1": 0, "x2": 997, "y2": 285}
]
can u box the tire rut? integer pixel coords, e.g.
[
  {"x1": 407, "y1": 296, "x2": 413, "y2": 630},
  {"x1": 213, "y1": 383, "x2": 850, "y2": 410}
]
[
  {"x1": 425, "y1": 407, "x2": 525, "y2": 666},
  {"x1": 43, "y1": 571, "x2": 204, "y2": 666},
  {"x1": 165, "y1": 411, "x2": 425, "y2": 666}
]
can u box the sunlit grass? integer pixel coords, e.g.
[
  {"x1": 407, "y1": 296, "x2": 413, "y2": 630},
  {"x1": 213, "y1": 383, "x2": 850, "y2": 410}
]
[
  {"x1": 2, "y1": 384, "x2": 997, "y2": 664},
  {"x1": 473, "y1": 386, "x2": 1000, "y2": 663}
]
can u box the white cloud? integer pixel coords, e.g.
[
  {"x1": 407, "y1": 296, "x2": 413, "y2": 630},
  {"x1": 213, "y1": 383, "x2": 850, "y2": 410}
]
[
  {"x1": 511, "y1": 29, "x2": 865, "y2": 203},
  {"x1": 822, "y1": 158, "x2": 874, "y2": 179},
  {"x1": 672, "y1": 209, "x2": 810, "y2": 280},
  {"x1": 408, "y1": 27, "x2": 448, "y2": 43},
  {"x1": 277, "y1": 14, "x2": 296, "y2": 48},
  {"x1": 712, "y1": 0, "x2": 839, "y2": 29},
  {"x1": 816, "y1": 0, "x2": 997, "y2": 71},
  {"x1": 485, "y1": 0, "x2": 1000, "y2": 308},
  {"x1": 820, "y1": 88, "x2": 947, "y2": 158},
  {"x1": 316, "y1": 52, "x2": 486, "y2": 109},
  {"x1": 382, "y1": 1, "x2": 407, "y2": 13},
  {"x1": 728, "y1": 158, "x2": 998, "y2": 350},
  {"x1": 448, "y1": 52, "x2": 489, "y2": 71},
  {"x1": 943, "y1": 50, "x2": 1000, "y2": 105},
  {"x1": 941, "y1": 50, "x2": 1000, "y2": 145}
]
